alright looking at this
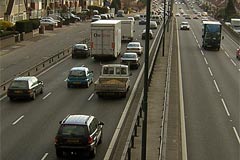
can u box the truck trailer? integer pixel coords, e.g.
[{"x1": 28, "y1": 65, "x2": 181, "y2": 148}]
[
  {"x1": 202, "y1": 21, "x2": 222, "y2": 51},
  {"x1": 121, "y1": 20, "x2": 134, "y2": 41},
  {"x1": 91, "y1": 20, "x2": 121, "y2": 59}
]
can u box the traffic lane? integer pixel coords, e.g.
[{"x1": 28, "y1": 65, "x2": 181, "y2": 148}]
[
  {"x1": 178, "y1": 19, "x2": 239, "y2": 160},
  {"x1": 0, "y1": 22, "x2": 91, "y2": 84}
]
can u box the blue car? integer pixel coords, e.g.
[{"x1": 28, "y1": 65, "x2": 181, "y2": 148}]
[{"x1": 67, "y1": 66, "x2": 93, "y2": 88}]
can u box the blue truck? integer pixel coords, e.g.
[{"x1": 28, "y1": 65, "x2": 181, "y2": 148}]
[{"x1": 202, "y1": 21, "x2": 222, "y2": 51}]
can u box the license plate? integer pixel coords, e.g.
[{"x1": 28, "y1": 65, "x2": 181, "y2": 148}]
[
  {"x1": 14, "y1": 91, "x2": 22, "y2": 93},
  {"x1": 73, "y1": 82, "x2": 81, "y2": 84},
  {"x1": 67, "y1": 139, "x2": 79, "y2": 143}
]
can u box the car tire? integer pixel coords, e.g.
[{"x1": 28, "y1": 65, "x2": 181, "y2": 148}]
[
  {"x1": 98, "y1": 132, "x2": 103, "y2": 144},
  {"x1": 89, "y1": 146, "x2": 97, "y2": 158},
  {"x1": 56, "y1": 149, "x2": 63, "y2": 158},
  {"x1": 31, "y1": 92, "x2": 36, "y2": 100},
  {"x1": 67, "y1": 83, "x2": 71, "y2": 88}
]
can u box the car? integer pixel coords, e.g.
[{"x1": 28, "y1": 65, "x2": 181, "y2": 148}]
[
  {"x1": 100, "y1": 14, "x2": 108, "y2": 19},
  {"x1": 72, "y1": 43, "x2": 90, "y2": 58},
  {"x1": 150, "y1": 21, "x2": 158, "y2": 29},
  {"x1": 121, "y1": 52, "x2": 140, "y2": 69},
  {"x1": 91, "y1": 15, "x2": 101, "y2": 22},
  {"x1": 40, "y1": 19, "x2": 58, "y2": 27},
  {"x1": 151, "y1": 15, "x2": 161, "y2": 25},
  {"x1": 201, "y1": 17, "x2": 209, "y2": 22},
  {"x1": 193, "y1": 15, "x2": 199, "y2": 19},
  {"x1": 55, "y1": 114, "x2": 104, "y2": 158},
  {"x1": 175, "y1": 13, "x2": 180, "y2": 17},
  {"x1": 134, "y1": 14, "x2": 141, "y2": 20},
  {"x1": 48, "y1": 14, "x2": 65, "y2": 22},
  {"x1": 126, "y1": 42, "x2": 143, "y2": 55},
  {"x1": 185, "y1": 14, "x2": 191, "y2": 19},
  {"x1": 93, "y1": 10, "x2": 99, "y2": 15},
  {"x1": 66, "y1": 66, "x2": 93, "y2": 88},
  {"x1": 141, "y1": 29, "x2": 153, "y2": 39},
  {"x1": 117, "y1": 10, "x2": 125, "y2": 17},
  {"x1": 70, "y1": 13, "x2": 81, "y2": 21},
  {"x1": 180, "y1": 21, "x2": 190, "y2": 30},
  {"x1": 7, "y1": 76, "x2": 44, "y2": 101},
  {"x1": 139, "y1": 18, "x2": 146, "y2": 25},
  {"x1": 236, "y1": 48, "x2": 240, "y2": 60},
  {"x1": 41, "y1": 17, "x2": 60, "y2": 23}
]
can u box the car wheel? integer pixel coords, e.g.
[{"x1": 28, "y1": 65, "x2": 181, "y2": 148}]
[
  {"x1": 40, "y1": 88, "x2": 43, "y2": 94},
  {"x1": 31, "y1": 92, "x2": 36, "y2": 100},
  {"x1": 56, "y1": 149, "x2": 63, "y2": 158},
  {"x1": 89, "y1": 146, "x2": 97, "y2": 158},
  {"x1": 67, "y1": 83, "x2": 71, "y2": 88}
]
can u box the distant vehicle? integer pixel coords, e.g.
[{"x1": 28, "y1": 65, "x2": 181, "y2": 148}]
[
  {"x1": 91, "y1": 15, "x2": 101, "y2": 22},
  {"x1": 121, "y1": 52, "x2": 140, "y2": 69},
  {"x1": 202, "y1": 21, "x2": 222, "y2": 51},
  {"x1": 128, "y1": 17, "x2": 135, "y2": 23},
  {"x1": 140, "y1": 14, "x2": 146, "y2": 19},
  {"x1": 93, "y1": 10, "x2": 99, "y2": 15},
  {"x1": 151, "y1": 15, "x2": 161, "y2": 25},
  {"x1": 41, "y1": 17, "x2": 60, "y2": 23},
  {"x1": 236, "y1": 48, "x2": 240, "y2": 60},
  {"x1": 231, "y1": 18, "x2": 240, "y2": 34},
  {"x1": 72, "y1": 43, "x2": 90, "y2": 58},
  {"x1": 100, "y1": 14, "x2": 108, "y2": 19},
  {"x1": 180, "y1": 21, "x2": 190, "y2": 30},
  {"x1": 91, "y1": 20, "x2": 121, "y2": 59},
  {"x1": 121, "y1": 20, "x2": 134, "y2": 41},
  {"x1": 43, "y1": 16, "x2": 62, "y2": 23},
  {"x1": 40, "y1": 19, "x2": 58, "y2": 27},
  {"x1": 7, "y1": 76, "x2": 43, "y2": 101},
  {"x1": 55, "y1": 114, "x2": 104, "y2": 158},
  {"x1": 48, "y1": 14, "x2": 65, "y2": 22},
  {"x1": 175, "y1": 13, "x2": 180, "y2": 17},
  {"x1": 150, "y1": 21, "x2": 158, "y2": 29},
  {"x1": 94, "y1": 64, "x2": 130, "y2": 98},
  {"x1": 201, "y1": 11, "x2": 208, "y2": 16},
  {"x1": 185, "y1": 14, "x2": 191, "y2": 19},
  {"x1": 193, "y1": 15, "x2": 199, "y2": 19},
  {"x1": 201, "y1": 17, "x2": 209, "y2": 22},
  {"x1": 142, "y1": 29, "x2": 153, "y2": 39},
  {"x1": 139, "y1": 18, "x2": 147, "y2": 25},
  {"x1": 117, "y1": 10, "x2": 125, "y2": 17},
  {"x1": 134, "y1": 14, "x2": 141, "y2": 20},
  {"x1": 70, "y1": 13, "x2": 81, "y2": 21},
  {"x1": 66, "y1": 66, "x2": 94, "y2": 88},
  {"x1": 126, "y1": 42, "x2": 143, "y2": 55}
]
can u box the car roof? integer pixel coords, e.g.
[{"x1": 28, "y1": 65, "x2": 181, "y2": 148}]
[
  {"x1": 13, "y1": 76, "x2": 38, "y2": 81},
  {"x1": 128, "y1": 42, "x2": 141, "y2": 45},
  {"x1": 123, "y1": 52, "x2": 137, "y2": 55},
  {"x1": 74, "y1": 43, "x2": 87, "y2": 47},
  {"x1": 62, "y1": 115, "x2": 93, "y2": 125},
  {"x1": 70, "y1": 66, "x2": 88, "y2": 71}
]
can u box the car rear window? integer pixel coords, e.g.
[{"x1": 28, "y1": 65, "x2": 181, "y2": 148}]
[
  {"x1": 10, "y1": 81, "x2": 29, "y2": 89},
  {"x1": 123, "y1": 54, "x2": 136, "y2": 58},
  {"x1": 74, "y1": 45, "x2": 86, "y2": 50},
  {"x1": 127, "y1": 43, "x2": 139, "y2": 47},
  {"x1": 59, "y1": 125, "x2": 87, "y2": 136},
  {"x1": 69, "y1": 70, "x2": 86, "y2": 77}
]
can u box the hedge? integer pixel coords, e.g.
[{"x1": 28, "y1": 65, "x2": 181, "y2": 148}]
[{"x1": 15, "y1": 20, "x2": 33, "y2": 33}]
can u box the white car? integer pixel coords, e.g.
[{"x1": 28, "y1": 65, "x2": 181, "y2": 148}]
[
  {"x1": 40, "y1": 19, "x2": 58, "y2": 27},
  {"x1": 91, "y1": 15, "x2": 101, "y2": 22},
  {"x1": 121, "y1": 52, "x2": 140, "y2": 69},
  {"x1": 126, "y1": 42, "x2": 143, "y2": 55},
  {"x1": 41, "y1": 17, "x2": 60, "y2": 23},
  {"x1": 180, "y1": 21, "x2": 190, "y2": 30},
  {"x1": 150, "y1": 21, "x2": 158, "y2": 29}
]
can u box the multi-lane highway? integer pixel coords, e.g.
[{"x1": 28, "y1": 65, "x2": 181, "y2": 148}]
[
  {"x1": 176, "y1": 3, "x2": 239, "y2": 160},
  {"x1": 0, "y1": 16, "x2": 162, "y2": 160}
]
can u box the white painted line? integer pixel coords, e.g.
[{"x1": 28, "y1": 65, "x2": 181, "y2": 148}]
[
  {"x1": 12, "y1": 115, "x2": 24, "y2": 125},
  {"x1": 204, "y1": 57, "x2": 208, "y2": 65},
  {"x1": 230, "y1": 59, "x2": 236, "y2": 66},
  {"x1": 213, "y1": 80, "x2": 220, "y2": 93},
  {"x1": 224, "y1": 51, "x2": 230, "y2": 58},
  {"x1": 42, "y1": 92, "x2": 52, "y2": 100},
  {"x1": 201, "y1": 50, "x2": 204, "y2": 56},
  {"x1": 208, "y1": 67, "x2": 213, "y2": 76},
  {"x1": 221, "y1": 98, "x2": 230, "y2": 117},
  {"x1": 233, "y1": 127, "x2": 240, "y2": 144},
  {"x1": 41, "y1": 153, "x2": 49, "y2": 160},
  {"x1": 88, "y1": 93, "x2": 94, "y2": 101}
]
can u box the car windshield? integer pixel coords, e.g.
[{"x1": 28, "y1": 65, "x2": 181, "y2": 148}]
[
  {"x1": 60, "y1": 125, "x2": 87, "y2": 136},
  {"x1": 128, "y1": 43, "x2": 139, "y2": 48},
  {"x1": 10, "y1": 81, "x2": 29, "y2": 89},
  {"x1": 123, "y1": 54, "x2": 136, "y2": 58},
  {"x1": 182, "y1": 22, "x2": 188, "y2": 25},
  {"x1": 69, "y1": 70, "x2": 86, "y2": 77},
  {"x1": 74, "y1": 45, "x2": 86, "y2": 49}
]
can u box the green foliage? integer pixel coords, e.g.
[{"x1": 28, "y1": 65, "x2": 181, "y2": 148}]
[
  {"x1": 110, "y1": 0, "x2": 121, "y2": 12},
  {"x1": 29, "y1": 19, "x2": 40, "y2": 30},
  {"x1": 15, "y1": 20, "x2": 33, "y2": 33},
  {"x1": 225, "y1": 0, "x2": 236, "y2": 17},
  {"x1": 0, "y1": 30, "x2": 17, "y2": 38},
  {"x1": 0, "y1": 20, "x2": 14, "y2": 31},
  {"x1": 88, "y1": 5, "x2": 109, "y2": 14}
]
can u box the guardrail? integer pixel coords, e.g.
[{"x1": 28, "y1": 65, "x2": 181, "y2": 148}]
[
  {"x1": 120, "y1": 17, "x2": 170, "y2": 160},
  {"x1": 0, "y1": 38, "x2": 90, "y2": 98}
]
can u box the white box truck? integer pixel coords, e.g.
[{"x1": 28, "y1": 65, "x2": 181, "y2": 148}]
[
  {"x1": 121, "y1": 20, "x2": 134, "y2": 42},
  {"x1": 91, "y1": 20, "x2": 121, "y2": 59}
]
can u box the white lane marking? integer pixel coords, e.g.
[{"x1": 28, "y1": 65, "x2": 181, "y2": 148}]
[
  {"x1": 230, "y1": 59, "x2": 237, "y2": 66},
  {"x1": 208, "y1": 67, "x2": 213, "y2": 76},
  {"x1": 88, "y1": 93, "x2": 94, "y2": 101},
  {"x1": 12, "y1": 115, "x2": 24, "y2": 125},
  {"x1": 233, "y1": 127, "x2": 240, "y2": 144},
  {"x1": 201, "y1": 50, "x2": 204, "y2": 56},
  {"x1": 42, "y1": 92, "x2": 52, "y2": 100},
  {"x1": 213, "y1": 80, "x2": 220, "y2": 93},
  {"x1": 221, "y1": 98, "x2": 230, "y2": 117},
  {"x1": 204, "y1": 57, "x2": 208, "y2": 65},
  {"x1": 41, "y1": 153, "x2": 49, "y2": 160},
  {"x1": 224, "y1": 51, "x2": 230, "y2": 58}
]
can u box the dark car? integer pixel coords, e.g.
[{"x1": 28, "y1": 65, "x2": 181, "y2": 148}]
[
  {"x1": 72, "y1": 44, "x2": 90, "y2": 58},
  {"x1": 236, "y1": 48, "x2": 240, "y2": 60},
  {"x1": 139, "y1": 19, "x2": 147, "y2": 25},
  {"x1": 142, "y1": 29, "x2": 153, "y2": 39},
  {"x1": 55, "y1": 115, "x2": 104, "y2": 158},
  {"x1": 7, "y1": 76, "x2": 43, "y2": 101}
]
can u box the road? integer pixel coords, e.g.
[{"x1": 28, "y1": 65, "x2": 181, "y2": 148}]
[
  {"x1": 176, "y1": 3, "x2": 240, "y2": 160},
  {"x1": 0, "y1": 18, "x2": 161, "y2": 160}
]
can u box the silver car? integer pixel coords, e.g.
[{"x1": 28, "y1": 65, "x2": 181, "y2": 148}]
[{"x1": 126, "y1": 42, "x2": 143, "y2": 55}]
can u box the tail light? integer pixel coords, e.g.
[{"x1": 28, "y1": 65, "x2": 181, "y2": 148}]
[
  {"x1": 55, "y1": 137, "x2": 59, "y2": 144},
  {"x1": 88, "y1": 136, "x2": 94, "y2": 144}
]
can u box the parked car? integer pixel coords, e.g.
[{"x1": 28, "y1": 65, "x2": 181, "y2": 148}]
[
  {"x1": 139, "y1": 18, "x2": 147, "y2": 25},
  {"x1": 72, "y1": 43, "x2": 90, "y2": 58},
  {"x1": 236, "y1": 48, "x2": 240, "y2": 60},
  {"x1": 180, "y1": 21, "x2": 190, "y2": 30},
  {"x1": 142, "y1": 29, "x2": 153, "y2": 39},
  {"x1": 66, "y1": 66, "x2": 93, "y2": 88},
  {"x1": 93, "y1": 10, "x2": 99, "y2": 15},
  {"x1": 121, "y1": 52, "x2": 140, "y2": 69},
  {"x1": 70, "y1": 13, "x2": 81, "y2": 21},
  {"x1": 117, "y1": 10, "x2": 125, "y2": 17},
  {"x1": 40, "y1": 19, "x2": 58, "y2": 27},
  {"x1": 134, "y1": 14, "x2": 141, "y2": 20},
  {"x1": 100, "y1": 14, "x2": 108, "y2": 19},
  {"x1": 185, "y1": 14, "x2": 191, "y2": 19},
  {"x1": 151, "y1": 15, "x2": 161, "y2": 25},
  {"x1": 41, "y1": 17, "x2": 60, "y2": 23},
  {"x1": 91, "y1": 15, "x2": 101, "y2": 22},
  {"x1": 126, "y1": 42, "x2": 143, "y2": 55},
  {"x1": 175, "y1": 13, "x2": 180, "y2": 17},
  {"x1": 55, "y1": 114, "x2": 104, "y2": 158},
  {"x1": 7, "y1": 76, "x2": 43, "y2": 101},
  {"x1": 150, "y1": 21, "x2": 158, "y2": 29},
  {"x1": 48, "y1": 14, "x2": 65, "y2": 22},
  {"x1": 128, "y1": 17, "x2": 135, "y2": 23}
]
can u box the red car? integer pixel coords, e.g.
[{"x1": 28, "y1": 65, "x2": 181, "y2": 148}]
[{"x1": 237, "y1": 48, "x2": 240, "y2": 60}]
